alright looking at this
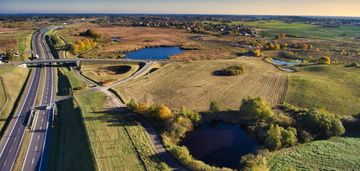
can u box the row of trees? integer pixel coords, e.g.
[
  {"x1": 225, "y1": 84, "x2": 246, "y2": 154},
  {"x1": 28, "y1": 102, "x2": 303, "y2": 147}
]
[
  {"x1": 70, "y1": 39, "x2": 97, "y2": 54},
  {"x1": 79, "y1": 29, "x2": 102, "y2": 39}
]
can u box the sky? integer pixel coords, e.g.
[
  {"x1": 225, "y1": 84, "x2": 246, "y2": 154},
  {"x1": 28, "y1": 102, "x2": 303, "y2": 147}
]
[{"x1": 0, "y1": 0, "x2": 360, "y2": 17}]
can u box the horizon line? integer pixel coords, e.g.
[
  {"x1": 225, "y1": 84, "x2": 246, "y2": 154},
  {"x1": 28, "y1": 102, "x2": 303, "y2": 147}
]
[{"x1": 0, "y1": 12, "x2": 359, "y2": 18}]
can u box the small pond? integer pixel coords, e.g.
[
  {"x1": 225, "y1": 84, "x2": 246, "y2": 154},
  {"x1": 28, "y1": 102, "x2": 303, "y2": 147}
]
[
  {"x1": 180, "y1": 122, "x2": 259, "y2": 169},
  {"x1": 125, "y1": 46, "x2": 184, "y2": 60},
  {"x1": 271, "y1": 58, "x2": 302, "y2": 66}
]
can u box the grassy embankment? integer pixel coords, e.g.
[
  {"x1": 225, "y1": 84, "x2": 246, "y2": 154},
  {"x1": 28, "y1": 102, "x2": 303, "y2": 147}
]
[
  {"x1": 48, "y1": 68, "x2": 95, "y2": 171},
  {"x1": 115, "y1": 58, "x2": 287, "y2": 111},
  {"x1": 56, "y1": 68, "x2": 164, "y2": 170},
  {"x1": 285, "y1": 65, "x2": 360, "y2": 116},
  {"x1": 80, "y1": 63, "x2": 140, "y2": 85},
  {"x1": 0, "y1": 66, "x2": 29, "y2": 130}
]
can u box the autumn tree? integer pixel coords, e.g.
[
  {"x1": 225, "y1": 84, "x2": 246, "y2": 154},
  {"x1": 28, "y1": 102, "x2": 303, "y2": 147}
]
[
  {"x1": 265, "y1": 124, "x2": 283, "y2": 150},
  {"x1": 318, "y1": 56, "x2": 331, "y2": 64},
  {"x1": 240, "y1": 97, "x2": 274, "y2": 121}
]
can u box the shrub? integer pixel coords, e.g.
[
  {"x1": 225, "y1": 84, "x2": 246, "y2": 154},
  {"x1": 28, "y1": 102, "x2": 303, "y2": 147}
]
[
  {"x1": 253, "y1": 49, "x2": 262, "y2": 57},
  {"x1": 318, "y1": 56, "x2": 331, "y2": 64},
  {"x1": 265, "y1": 124, "x2": 283, "y2": 150},
  {"x1": 295, "y1": 109, "x2": 345, "y2": 138},
  {"x1": 240, "y1": 97, "x2": 274, "y2": 121},
  {"x1": 179, "y1": 107, "x2": 201, "y2": 122},
  {"x1": 158, "y1": 104, "x2": 173, "y2": 120},
  {"x1": 127, "y1": 99, "x2": 137, "y2": 112},
  {"x1": 209, "y1": 100, "x2": 220, "y2": 113},
  {"x1": 345, "y1": 62, "x2": 360, "y2": 68},
  {"x1": 281, "y1": 127, "x2": 297, "y2": 147},
  {"x1": 219, "y1": 65, "x2": 245, "y2": 76},
  {"x1": 136, "y1": 102, "x2": 149, "y2": 114},
  {"x1": 240, "y1": 154, "x2": 269, "y2": 171},
  {"x1": 167, "y1": 116, "x2": 193, "y2": 141},
  {"x1": 79, "y1": 29, "x2": 102, "y2": 39}
]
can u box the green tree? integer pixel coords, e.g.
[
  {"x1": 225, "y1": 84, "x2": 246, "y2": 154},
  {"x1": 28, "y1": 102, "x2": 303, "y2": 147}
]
[
  {"x1": 209, "y1": 100, "x2": 220, "y2": 113},
  {"x1": 126, "y1": 99, "x2": 137, "y2": 112},
  {"x1": 281, "y1": 127, "x2": 297, "y2": 147},
  {"x1": 265, "y1": 124, "x2": 283, "y2": 150},
  {"x1": 240, "y1": 97, "x2": 273, "y2": 121},
  {"x1": 5, "y1": 50, "x2": 16, "y2": 61}
]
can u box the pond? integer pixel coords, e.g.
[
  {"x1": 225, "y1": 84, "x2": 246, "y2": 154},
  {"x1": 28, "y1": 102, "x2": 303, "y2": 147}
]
[
  {"x1": 180, "y1": 122, "x2": 259, "y2": 169},
  {"x1": 271, "y1": 58, "x2": 302, "y2": 66},
  {"x1": 125, "y1": 46, "x2": 184, "y2": 60}
]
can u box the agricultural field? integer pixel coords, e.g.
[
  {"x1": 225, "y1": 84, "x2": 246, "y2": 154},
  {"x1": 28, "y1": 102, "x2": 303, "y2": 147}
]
[
  {"x1": 115, "y1": 57, "x2": 287, "y2": 111},
  {"x1": 80, "y1": 63, "x2": 140, "y2": 85},
  {"x1": 57, "y1": 23, "x2": 251, "y2": 60},
  {"x1": 268, "y1": 137, "x2": 360, "y2": 170},
  {"x1": 0, "y1": 65, "x2": 28, "y2": 130},
  {"x1": 0, "y1": 28, "x2": 34, "y2": 60},
  {"x1": 285, "y1": 64, "x2": 360, "y2": 116}
]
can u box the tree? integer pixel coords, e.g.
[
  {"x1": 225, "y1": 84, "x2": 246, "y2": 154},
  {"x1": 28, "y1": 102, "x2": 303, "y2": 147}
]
[
  {"x1": 253, "y1": 49, "x2": 262, "y2": 57},
  {"x1": 180, "y1": 107, "x2": 201, "y2": 122},
  {"x1": 240, "y1": 97, "x2": 274, "y2": 121},
  {"x1": 281, "y1": 127, "x2": 297, "y2": 147},
  {"x1": 295, "y1": 109, "x2": 345, "y2": 138},
  {"x1": 265, "y1": 124, "x2": 283, "y2": 150},
  {"x1": 5, "y1": 50, "x2": 16, "y2": 61},
  {"x1": 275, "y1": 44, "x2": 281, "y2": 50},
  {"x1": 136, "y1": 102, "x2": 149, "y2": 114},
  {"x1": 319, "y1": 56, "x2": 331, "y2": 64},
  {"x1": 127, "y1": 99, "x2": 137, "y2": 112},
  {"x1": 158, "y1": 104, "x2": 173, "y2": 120},
  {"x1": 209, "y1": 100, "x2": 220, "y2": 113}
]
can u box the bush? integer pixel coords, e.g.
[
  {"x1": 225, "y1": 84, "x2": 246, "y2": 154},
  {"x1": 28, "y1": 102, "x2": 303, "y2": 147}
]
[
  {"x1": 264, "y1": 124, "x2": 297, "y2": 150},
  {"x1": 158, "y1": 104, "x2": 173, "y2": 120},
  {"x1": 79, "y1": 29, "x2": 102, "y2": 39},
  {"x1": 295, "y1": 109, "x2": 345, "y2": 138},
  {"x1": 345, "y1": 62, "x2": 360, "y2": 68},
  {"x1": 209, "y1": 100, "x2": 220, "y2": 113},
  {"x1": 219, "y1": 65, "x2": 245, "y2": 76},
  {"x1": 318, "y1": 56, "x2": 331, "y2": 64},
  {"x1": 127, "y1": 99, "x2": 137, "y2": 112},
  {"x1": 240, "y1": 97, "x2": 274, "y2": 121},
  {"x1": 240, "y1": 154, "x2": 269, "y2": 171},
  {"x1": 179, "y1": 107, "x2": 201, "y2": 122}
]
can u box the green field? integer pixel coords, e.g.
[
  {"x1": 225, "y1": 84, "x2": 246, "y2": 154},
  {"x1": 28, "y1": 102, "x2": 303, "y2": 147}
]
[
  {"x1": 285, "y1": 64, "x2": 360, "y2": 116},
  {"x1": 0, "y1": 65, "x2": 28, "y2": 130},
  {"x1": 205, "y1": 20, "x2": 360, "y2": 40},
  {"x1": 268, "y1": 137, "x2": 360, "y2": 170}
]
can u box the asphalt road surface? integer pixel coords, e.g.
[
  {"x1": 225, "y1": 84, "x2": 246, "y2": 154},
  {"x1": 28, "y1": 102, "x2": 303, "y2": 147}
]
[{"x1": 0, "y1": 32, "x2": 42, "y2": 170}]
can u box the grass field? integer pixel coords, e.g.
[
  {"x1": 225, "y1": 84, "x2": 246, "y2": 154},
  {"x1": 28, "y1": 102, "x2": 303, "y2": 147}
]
[
  {"x1": 0, "y1": 65, "x2": 28, "y2": 130},
  {"x1": 285, "y1": 65, "x2": 360, "y2": 116},
  {"x1": 0, "y1": 29, "x2": 34, "y2": 60},
  {"x1": 268, "y1": 137, "x2": 360, "y2": 170},
  {"x1": 81, "y1": 63, "x2": 140, "y2": 84},
  {"x1": 115, "y1": 58, "x2": 287, "y2": 111},
  {"x1": 209, "y1": 20, "x2": 360, "y2": 41}
]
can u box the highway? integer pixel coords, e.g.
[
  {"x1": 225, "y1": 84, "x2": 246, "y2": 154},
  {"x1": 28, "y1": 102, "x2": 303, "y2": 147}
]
[
  {"x1": 0, "y1": 32, "x2": 42, "y2": 170},
  {"x1": 22, "y1": 28, "x2": 55, "y2": 171}
]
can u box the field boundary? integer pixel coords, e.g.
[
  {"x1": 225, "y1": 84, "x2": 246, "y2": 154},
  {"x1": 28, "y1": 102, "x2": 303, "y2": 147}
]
[{"x1": 0, "y1": 77, "x2": 9, "y2": 115}]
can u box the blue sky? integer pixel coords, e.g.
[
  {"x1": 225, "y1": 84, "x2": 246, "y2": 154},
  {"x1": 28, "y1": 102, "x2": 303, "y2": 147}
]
[{"x1": 1, "y1": 0, "x2": 359, "y2": 16}]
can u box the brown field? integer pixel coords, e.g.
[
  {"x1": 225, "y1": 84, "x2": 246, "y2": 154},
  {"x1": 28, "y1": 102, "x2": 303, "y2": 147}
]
[
  {"x1": 0, "y1": 28, "x2": 33, "y2": 60},
  {"x1": 114, "y1": 58, "x2": 287, "y2": 111},
  {"x1": 58, "y1": 23, "x2": 257, "y2": 60},
  {"x1": 80, "y1": 63, "x2": 140, "y2": 84}
]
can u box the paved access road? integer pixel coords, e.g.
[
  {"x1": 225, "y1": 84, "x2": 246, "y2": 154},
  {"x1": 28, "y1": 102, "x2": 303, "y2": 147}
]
[
  {"x1": 0, "y1": 32, "x2": 42, "y2": 170},
  {"x1": 22, "y1": 28, "x2": 55, "y2": 171}
]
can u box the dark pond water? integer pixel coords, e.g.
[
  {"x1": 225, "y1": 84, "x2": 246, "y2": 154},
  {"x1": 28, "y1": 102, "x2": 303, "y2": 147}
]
[
  {"x1": 125, "y1": 46, "x2": 184, "y2": 60},
  {"x1": 180, "y1": 122, "x2": 259, "y2": 169}
]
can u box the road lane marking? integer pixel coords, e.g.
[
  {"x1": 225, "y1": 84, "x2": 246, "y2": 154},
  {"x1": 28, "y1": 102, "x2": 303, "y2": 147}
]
[
  {"x1": 32, "y1": 158, "x2": 34, "y2": 165},
  {"x1": 38, "y1": 135, "x2": 40, "y2": 140},
  {"x1": 35, "y1": 146, "x2": 37, "y2": 151}
]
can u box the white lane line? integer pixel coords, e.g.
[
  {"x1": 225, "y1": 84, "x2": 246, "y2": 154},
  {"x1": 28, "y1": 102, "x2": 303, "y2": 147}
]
[
  {"x1": 41, "y1": 118, "x2": 44, "y2": 122},
  {"x1": 3, "y1": 160, "x2": 6, "y2": 167},
  {"x1": 35, "y1": 146, "x2": 37, "y2": 151},
  {"x1": 38, "y1": 135, "x2": 40, "y2": 140},
  {"x1": 8, "y1": 148, "x2": 12, "y2": 153},
  {"x1": 31, "y1": 158, "x2": 34, "y2": 165},
  {"x1": 40, "y1": 126, "x2": 42, "y2": 130}
]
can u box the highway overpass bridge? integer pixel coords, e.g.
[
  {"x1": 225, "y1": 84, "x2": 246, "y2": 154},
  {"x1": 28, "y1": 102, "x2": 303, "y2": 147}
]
[{"x1": 16, "y1": 58, "x2": 155, "y2": 67}]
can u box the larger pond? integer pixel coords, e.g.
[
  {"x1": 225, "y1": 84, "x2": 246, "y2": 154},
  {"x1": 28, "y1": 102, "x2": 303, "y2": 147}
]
[
  {"x1": 180, "y1": 122, "x2": 259, "y2": 169},
  {"x1": 125, "y1": 46, "x2": 184, "y2": 60}
]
